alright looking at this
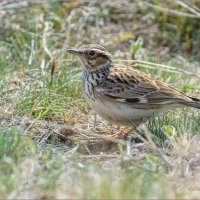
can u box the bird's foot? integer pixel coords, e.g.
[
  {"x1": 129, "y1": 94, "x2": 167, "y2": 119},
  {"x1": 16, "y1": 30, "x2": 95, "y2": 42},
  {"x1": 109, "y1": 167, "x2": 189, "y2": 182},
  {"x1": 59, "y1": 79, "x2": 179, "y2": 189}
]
[{"x1": 111, "y1": 127, "x2": 131, "y2": 139}]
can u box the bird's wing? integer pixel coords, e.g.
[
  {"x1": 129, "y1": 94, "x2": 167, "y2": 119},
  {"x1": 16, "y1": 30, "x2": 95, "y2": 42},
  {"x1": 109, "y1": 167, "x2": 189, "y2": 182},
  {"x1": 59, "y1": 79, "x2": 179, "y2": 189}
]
[{"x1": 96, "y1": 65, "x2": 191, "y2": 109}]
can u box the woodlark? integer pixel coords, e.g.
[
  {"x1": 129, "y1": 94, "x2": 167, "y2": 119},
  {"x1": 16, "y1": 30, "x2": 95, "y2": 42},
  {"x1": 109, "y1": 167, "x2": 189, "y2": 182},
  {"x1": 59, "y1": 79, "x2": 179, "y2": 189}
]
[{"x1": 67, "y1": 44, "x2": 200, "y2": 130}]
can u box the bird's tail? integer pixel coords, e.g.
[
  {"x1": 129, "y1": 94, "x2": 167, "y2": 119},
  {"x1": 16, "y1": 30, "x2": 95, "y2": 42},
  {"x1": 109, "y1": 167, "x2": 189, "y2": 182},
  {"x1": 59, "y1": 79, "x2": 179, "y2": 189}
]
[{"x1": 185, "y1": 97, "x2": 200, "y2": 109}]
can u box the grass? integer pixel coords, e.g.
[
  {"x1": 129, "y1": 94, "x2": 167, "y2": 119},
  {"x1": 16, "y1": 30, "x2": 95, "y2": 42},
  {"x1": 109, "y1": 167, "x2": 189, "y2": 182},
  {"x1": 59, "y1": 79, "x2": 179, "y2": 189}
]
[
  {"x1": 1, "y1": 126, "x2": 199, "y2": 199},
  {"x1": 0, "y1": 0, "x2": 200, "y2": 199}
]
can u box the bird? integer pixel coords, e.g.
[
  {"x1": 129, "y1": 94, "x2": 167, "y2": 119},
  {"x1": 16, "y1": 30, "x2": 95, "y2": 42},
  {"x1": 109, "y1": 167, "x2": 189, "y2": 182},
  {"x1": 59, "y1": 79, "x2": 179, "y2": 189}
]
[{"x1": 67, "y1": 44, "x2": 200, "y2": 138}]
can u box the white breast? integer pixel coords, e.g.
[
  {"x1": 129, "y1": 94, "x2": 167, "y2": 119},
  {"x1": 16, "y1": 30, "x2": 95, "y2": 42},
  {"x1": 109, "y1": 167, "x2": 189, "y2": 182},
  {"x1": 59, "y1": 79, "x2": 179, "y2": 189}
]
[{"x1": 85, "y1": 93, "x2": 161, "y2": 126}]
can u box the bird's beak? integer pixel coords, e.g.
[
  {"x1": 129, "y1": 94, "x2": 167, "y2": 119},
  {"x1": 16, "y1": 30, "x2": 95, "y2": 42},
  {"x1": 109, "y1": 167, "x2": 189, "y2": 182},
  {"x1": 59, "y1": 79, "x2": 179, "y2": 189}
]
[{"x1": 66, "y1": 48, "x2": 81, "y2": 56}]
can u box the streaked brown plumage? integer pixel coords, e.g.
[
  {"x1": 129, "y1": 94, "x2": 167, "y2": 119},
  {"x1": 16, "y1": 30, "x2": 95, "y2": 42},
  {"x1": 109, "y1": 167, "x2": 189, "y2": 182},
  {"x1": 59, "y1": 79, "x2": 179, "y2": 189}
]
[{"x1": 67, "y1": 44, "x2": 200, "y2": 127}]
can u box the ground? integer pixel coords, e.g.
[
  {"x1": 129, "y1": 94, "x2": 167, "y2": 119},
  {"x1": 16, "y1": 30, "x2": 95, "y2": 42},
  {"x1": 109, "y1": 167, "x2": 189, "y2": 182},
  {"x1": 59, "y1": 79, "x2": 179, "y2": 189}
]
[{"x1": 0, "y1": 0, "x2": 200, "y2": 199}]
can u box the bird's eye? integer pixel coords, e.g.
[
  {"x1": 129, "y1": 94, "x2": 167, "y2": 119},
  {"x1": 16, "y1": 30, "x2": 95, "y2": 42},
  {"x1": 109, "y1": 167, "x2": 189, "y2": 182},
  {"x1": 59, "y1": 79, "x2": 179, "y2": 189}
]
[{"x1": 88, "y1": 50, "x2": 96, "y2": 57}]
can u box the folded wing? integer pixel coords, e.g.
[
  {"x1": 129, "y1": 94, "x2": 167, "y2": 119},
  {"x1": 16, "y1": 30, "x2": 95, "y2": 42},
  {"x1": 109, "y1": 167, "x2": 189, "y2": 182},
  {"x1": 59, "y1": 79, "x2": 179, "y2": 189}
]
[{"x1": 96, "y1": 66, "x2": 192, "y2": 109}]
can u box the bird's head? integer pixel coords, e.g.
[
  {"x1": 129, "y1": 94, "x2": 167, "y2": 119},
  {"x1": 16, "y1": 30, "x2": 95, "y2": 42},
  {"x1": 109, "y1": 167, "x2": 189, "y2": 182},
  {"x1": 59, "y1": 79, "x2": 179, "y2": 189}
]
[{"x1": 67, "y1": 44, "x2": 112, "y2": 72}]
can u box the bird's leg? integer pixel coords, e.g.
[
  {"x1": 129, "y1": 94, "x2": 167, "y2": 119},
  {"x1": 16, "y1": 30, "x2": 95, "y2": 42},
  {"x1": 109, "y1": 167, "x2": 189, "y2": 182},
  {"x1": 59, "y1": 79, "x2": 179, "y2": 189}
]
[
  {"x1": 111, "y1": 127, "x2": 133, "y2": 139},
  {"x1": 105, "y1": 122, "x2": 146, "y2": 141},
  {"x1": 111, "y1": 121, "x2": 141, "y2": 140}
]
